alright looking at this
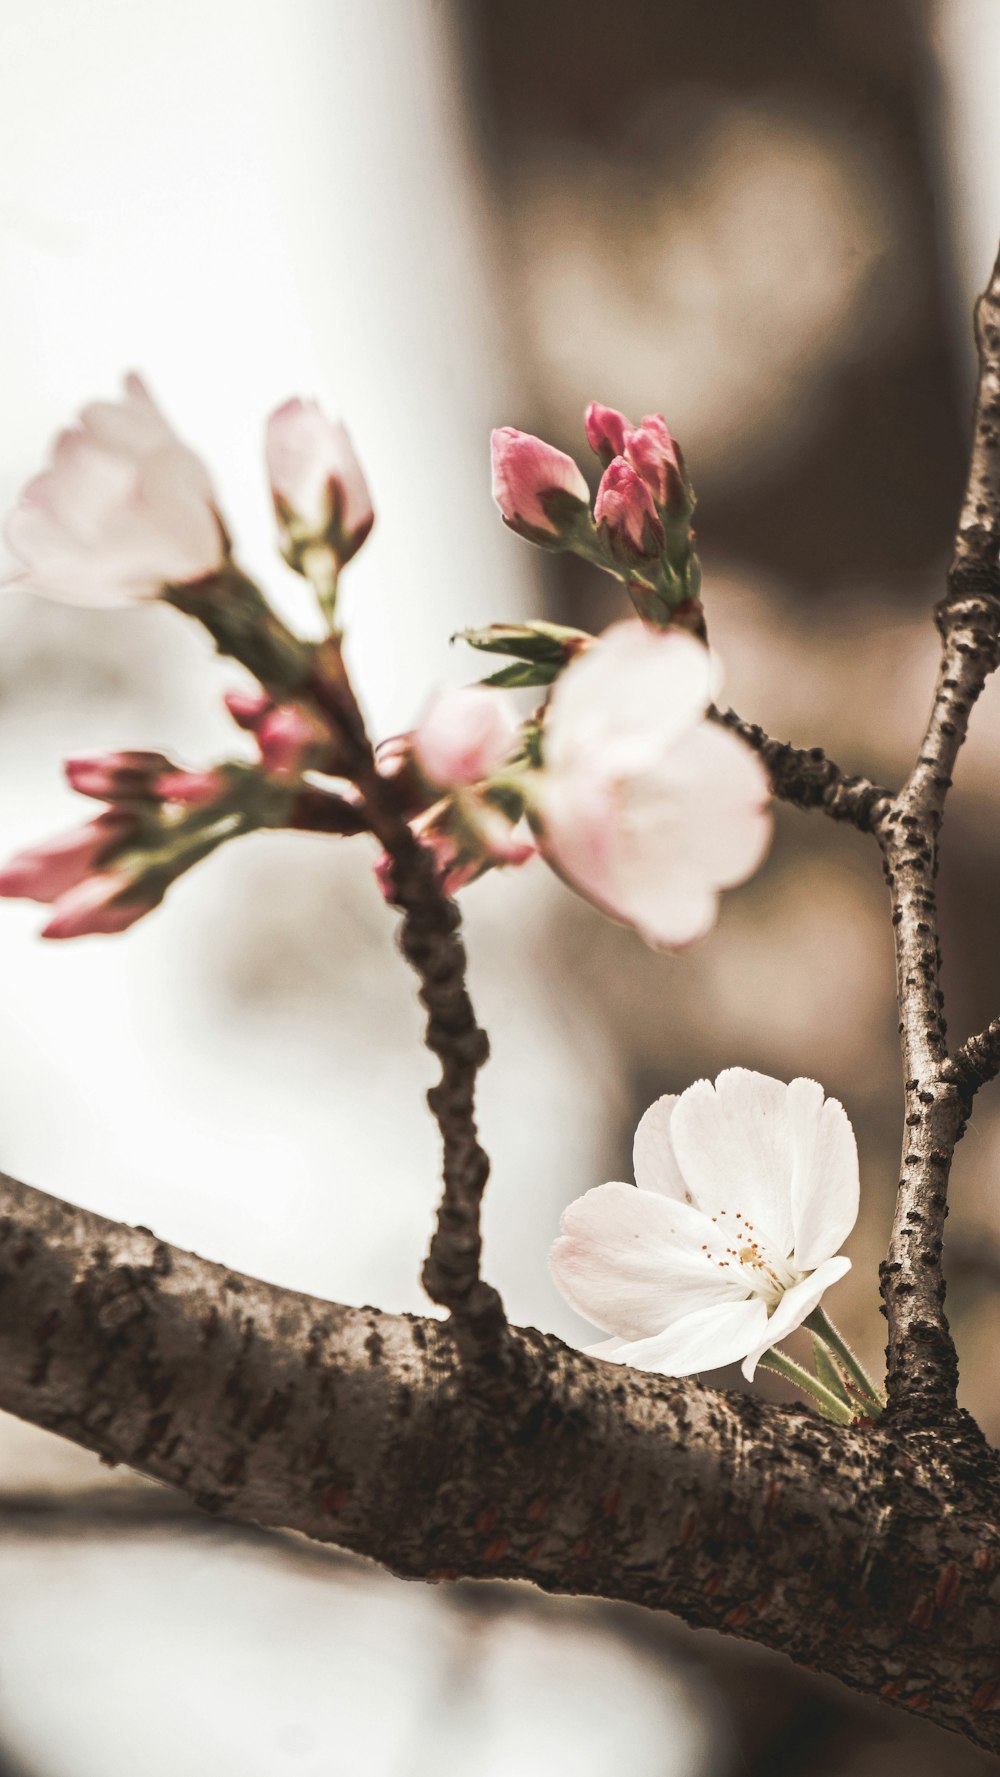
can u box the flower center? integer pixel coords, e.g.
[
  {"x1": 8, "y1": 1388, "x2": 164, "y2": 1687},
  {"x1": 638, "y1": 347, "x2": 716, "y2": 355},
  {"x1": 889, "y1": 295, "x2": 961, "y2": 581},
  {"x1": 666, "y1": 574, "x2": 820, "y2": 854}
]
[{"x1": 700, "y1": 1208, "x2": 800, "y2": 1308}]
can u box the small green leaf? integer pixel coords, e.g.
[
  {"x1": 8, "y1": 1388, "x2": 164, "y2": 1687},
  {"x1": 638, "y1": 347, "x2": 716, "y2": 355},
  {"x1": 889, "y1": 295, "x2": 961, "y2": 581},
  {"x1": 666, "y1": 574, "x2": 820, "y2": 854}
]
[
  {"x1": 455, "y1": 620, "x2": 592, "y2": 665},
  {"x1": 479, "y1": 660, "x2": 560, "y2": 689}
]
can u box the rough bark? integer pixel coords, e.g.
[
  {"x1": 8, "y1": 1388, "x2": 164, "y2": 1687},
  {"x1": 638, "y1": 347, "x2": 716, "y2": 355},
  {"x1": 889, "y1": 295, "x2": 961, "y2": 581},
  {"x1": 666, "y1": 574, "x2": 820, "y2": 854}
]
[{"x1": 2, "y1": 1172, "x2": 1000, "y2": 1751}]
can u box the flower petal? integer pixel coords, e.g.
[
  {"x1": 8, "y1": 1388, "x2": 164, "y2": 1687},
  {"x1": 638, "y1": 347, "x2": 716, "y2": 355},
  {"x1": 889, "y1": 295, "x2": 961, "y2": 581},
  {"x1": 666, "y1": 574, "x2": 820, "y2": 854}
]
[
  {"x1": 632, "y1": 1094, "x2": 687, "y2": 1197},
  {"x1": 543, "y1": 625, "x2": 713, "y2": 777},
  {"x1": 786, "y1": 1077, "x2": 860, "y2": 1272},
  {"x1": 668, "y1": 1068, "x2": 795, "y2": 1253},
  {"x1": 589, "y1": 1297, "x2": 770, "y2": 1377},
  {"x1": 740, "y1": 1255, "x2": 852, "y2": 1380},
  {"x1": 550, "y1": 1181, "x2": 749, "y2": 1341}
]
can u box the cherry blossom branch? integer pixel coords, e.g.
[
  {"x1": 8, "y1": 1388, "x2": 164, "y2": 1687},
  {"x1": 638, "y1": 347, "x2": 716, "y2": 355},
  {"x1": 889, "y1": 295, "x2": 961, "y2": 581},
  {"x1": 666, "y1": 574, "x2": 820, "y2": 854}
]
[
  {"x1": 3, "y1": 1169, "x2": 1000, "y2": 1753},
  {"x1": 304, "y1": 642, "x2": 507, "y2": 1357},
  {"x1": 875, "y1": 242, "x2": 1000, "y2": 1423},
  {"x1": 711, "y1": 709, "x2": 892, "y2": 830}
]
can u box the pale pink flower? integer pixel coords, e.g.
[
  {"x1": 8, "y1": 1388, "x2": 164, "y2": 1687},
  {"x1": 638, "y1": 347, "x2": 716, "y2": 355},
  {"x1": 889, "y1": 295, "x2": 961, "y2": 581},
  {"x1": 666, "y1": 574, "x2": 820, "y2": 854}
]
[
  {"x1": 490, "y1": 428, "x2": 589, "y2": 540},
  {"x1": 4, "y1": 374, "x2": 224, "y2": 606},
  {"x1": 536, "y1": 623, "x2": 770, "y2": 949},
  {"x1": 594, "y1": 458, "x2": 665, "y2": 563},
  {"x1": 584, "y1": 402, "x2": 630, "y2": 466},
  {"x1": 550, "y1": 1069, "x2": 858, "y2": 1380},
  {"x1": 266, "y1": 399, "x2": 373, "y2": 568},
  {"x1": 0, "y1": 813, "x2": 133, "y2": 903},
  {"x1": 624, "y1": 414, "x2": 685, "y2": 510},
  {"x1": 414, "y1": 686, "x2": 520, "y2": 789}
]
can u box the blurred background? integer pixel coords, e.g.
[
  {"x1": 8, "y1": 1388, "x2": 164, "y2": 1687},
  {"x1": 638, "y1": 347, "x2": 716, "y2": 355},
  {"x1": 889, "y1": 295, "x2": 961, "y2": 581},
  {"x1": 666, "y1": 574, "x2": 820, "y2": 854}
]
[{"x1": 1, "y1": 0, "x2": 999, "y2": 1770}]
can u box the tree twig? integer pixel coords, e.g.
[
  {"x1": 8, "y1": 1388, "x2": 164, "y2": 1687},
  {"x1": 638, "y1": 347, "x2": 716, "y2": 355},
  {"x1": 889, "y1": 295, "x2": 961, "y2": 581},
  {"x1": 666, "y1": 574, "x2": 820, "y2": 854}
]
[
  {"x1": 876, "y1": 243, "x2": 1000, "y2": 1423},
  {"x1": 943, "y1": 1018, "x2": 1000, "y2": 1102},
  {"x1": 712, "y1": 708, "x2": 892, "y2": 829},
  {"x1": 305, "y1": 642, "x2": 507, "y2": 1358}
]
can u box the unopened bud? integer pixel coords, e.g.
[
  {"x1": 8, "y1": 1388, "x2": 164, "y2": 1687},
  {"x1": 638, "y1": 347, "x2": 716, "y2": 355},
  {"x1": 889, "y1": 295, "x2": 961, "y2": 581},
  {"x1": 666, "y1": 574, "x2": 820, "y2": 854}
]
[
  {"x1": 594, "y1": 458, "x2": 665, "y2": 566},
  {"x1": 65, "y1": 751, "x2": 172, "y2": 802},
  {"x1": 266, "y1": 399, "x2": 374, "y2": 574},
  {"x1": 624, "y1": 414, "x2": 686, "y2": 513},
  {"x1": 584, "y1": 402, "x2": 631, "y2": 468},
  {"x1": 490, "y1": 428, "x2": 590, "y2": 545},
  {"x1": 414, "y1": 687, "x2": 520, "y2": 789}
]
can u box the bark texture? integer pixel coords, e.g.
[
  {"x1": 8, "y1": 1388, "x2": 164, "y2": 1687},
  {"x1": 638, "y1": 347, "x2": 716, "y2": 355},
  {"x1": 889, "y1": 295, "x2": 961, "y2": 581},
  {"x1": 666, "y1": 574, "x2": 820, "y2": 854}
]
[{"x1": 2, "y1": 1172, "x2": 1000, "y2": 1751}]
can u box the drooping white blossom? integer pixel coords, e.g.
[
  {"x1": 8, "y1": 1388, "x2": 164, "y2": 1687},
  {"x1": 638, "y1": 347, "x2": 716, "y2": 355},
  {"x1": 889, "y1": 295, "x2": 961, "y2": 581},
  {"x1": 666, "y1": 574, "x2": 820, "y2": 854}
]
[
  {"x1": 4, "y1": 374, "x2": 224, "y2": 606},
  {"x1": 265, "y1": 399, "x2": 373, "y2": 567},
  {"x1": 550, "y1": 1068, "x2": 859, "y2": 1380},
  {"x1": 536, "y1": 622, "x2": 770, "y2": 949}
]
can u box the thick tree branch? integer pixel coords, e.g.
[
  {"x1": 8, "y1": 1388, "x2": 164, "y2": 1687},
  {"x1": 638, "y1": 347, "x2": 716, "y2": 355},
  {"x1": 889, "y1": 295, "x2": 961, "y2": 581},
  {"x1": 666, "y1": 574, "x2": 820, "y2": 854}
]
[
  {"x1": 306, "y1": 642, "x2": 505, "y2": 1356},
  {"x1": 711, "y1": 708, "x2": 891, "y2": 830},
  {"x1": 2, "y1": 1172, "x2": 1000, "y2": 1751},
  {"x1": 874, "y1": 242, "x2": 1000, "y2": 1422}
]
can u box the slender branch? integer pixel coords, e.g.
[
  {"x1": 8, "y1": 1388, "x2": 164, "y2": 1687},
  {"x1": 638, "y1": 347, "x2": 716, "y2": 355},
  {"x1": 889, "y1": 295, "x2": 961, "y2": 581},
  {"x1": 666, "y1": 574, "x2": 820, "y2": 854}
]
[
  {"x1": 943, "y1": 1018, "x2": 1000, "y2": 1101},
  {"x1": 305, "y1": 641, "x2": 506, "y2": 1357},
  {"x1": 876, "y1": 242, "x2": 1000, "y2": 1423},
  {"x1": 711, "y1": 708, "x2": 891, "y2": 830},
  {"x1": 2, "y1": 1171, "x2": 1000, "y2": 1752}
]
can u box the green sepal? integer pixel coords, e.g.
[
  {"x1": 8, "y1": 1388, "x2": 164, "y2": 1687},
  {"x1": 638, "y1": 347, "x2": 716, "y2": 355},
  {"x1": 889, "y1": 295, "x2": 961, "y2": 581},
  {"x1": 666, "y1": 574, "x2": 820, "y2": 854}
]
[
  {"x1": 480, "y1": 661, "x2": 559, "y2": 690},
  {"x1": 456, "y1": 620, "x2": 593, "y2": 665},
  {"x1": 812, "y1": 1336, "x2": 852, "y2": 1405}
]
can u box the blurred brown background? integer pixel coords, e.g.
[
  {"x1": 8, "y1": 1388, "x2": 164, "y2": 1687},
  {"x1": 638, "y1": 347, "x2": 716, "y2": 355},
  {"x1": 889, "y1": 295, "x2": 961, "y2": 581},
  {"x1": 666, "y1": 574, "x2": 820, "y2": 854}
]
[{"x1": 1, "y1": 0, "x2": 1000, "y2": 1771}]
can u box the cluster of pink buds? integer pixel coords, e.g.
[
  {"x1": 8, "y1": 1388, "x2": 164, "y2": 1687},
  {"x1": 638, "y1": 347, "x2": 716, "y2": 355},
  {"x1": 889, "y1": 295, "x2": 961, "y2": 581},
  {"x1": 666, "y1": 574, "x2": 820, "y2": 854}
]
[
  {"x1": 0, "y1": 751, "x2": 241, "y2": 938},
  {"x1": 490, "y1": 403, "x2": 698, "y2": 627},
  {"x1": 375, "y1": 686, "x2": 536, "y2": 900}
]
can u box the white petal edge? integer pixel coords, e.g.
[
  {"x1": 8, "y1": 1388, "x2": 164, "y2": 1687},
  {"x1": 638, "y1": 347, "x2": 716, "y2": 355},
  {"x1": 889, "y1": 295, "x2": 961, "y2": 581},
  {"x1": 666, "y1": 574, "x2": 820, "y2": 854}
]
[
  {"x1": 587, "y1": 1297, "x2": 770, "y2": 1377},
  {"x1": 786, "y1": 1077, "x2": 860, "y2": 1272}
]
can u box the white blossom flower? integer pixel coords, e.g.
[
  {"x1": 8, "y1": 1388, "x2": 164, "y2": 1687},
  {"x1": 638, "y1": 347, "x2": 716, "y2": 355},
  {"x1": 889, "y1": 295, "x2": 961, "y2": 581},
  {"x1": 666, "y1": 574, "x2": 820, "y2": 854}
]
[
  {"x1": 3, "y1": 374, "x2": 224, "y2": 606},
  {"x1": 536, "y1": 622, "x2": 770, "y2": 949},
  {"x1": 550, "y1": 1068, "x2": 859, "y2": 1380}
]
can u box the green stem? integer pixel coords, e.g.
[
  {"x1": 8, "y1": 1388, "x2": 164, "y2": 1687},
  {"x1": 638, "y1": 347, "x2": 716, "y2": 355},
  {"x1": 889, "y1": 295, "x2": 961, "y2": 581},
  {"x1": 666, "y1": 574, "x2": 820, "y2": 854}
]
[
  {"x1": 756, "y1": 1348, "x2": 854, "y2": 1425},
  {"x1": 805, "y1": 1307, "x2": 884, "y2": 1412}
]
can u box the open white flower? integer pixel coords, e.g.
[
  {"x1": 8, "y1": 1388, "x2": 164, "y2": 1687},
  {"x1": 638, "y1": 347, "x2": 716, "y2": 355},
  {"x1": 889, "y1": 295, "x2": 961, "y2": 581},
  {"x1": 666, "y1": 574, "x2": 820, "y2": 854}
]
[
  {"x1": 550, "y1": 1068, "x2": 859, "y2": 1380},
  {"x1": 536, "y1": 623, "x2": 770, "y2": 949},
  {"x1": 3, "y1": 374, "x2": 224, "y2": 607}
]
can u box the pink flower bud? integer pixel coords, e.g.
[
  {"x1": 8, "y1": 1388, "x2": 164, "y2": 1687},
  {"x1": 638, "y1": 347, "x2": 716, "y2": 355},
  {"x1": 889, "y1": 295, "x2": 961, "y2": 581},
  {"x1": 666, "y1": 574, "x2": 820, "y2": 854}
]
[
  {"x1": 594, "y1": 458, "x2": 665, "y2": 564},
  {"x1": 3, "y1": 374, "x2": 224, "y2": 607},
  {"x1": 266, "y1": 399, "x2": 374, "y2": 570},
  {"x1": 152, "y1": 768, "x2": 229, "y2": 806},
  {"x1": 414, "y1": 687, "x2": 520, "y2": 789},
  {"x1": 0, "y1": 813, "x2": 133, "y2": 904},
  {"x1": 584, "y1": 402, "x2": 632, "y2": 467},
  {"x1": 490, "y1": 428, "x2": 589, "y2": 541},
  {"x1": 255, "y1": 702, "x2": 335, "y2": 779},
  {"x1": 41, "y1": 873, "x2": 162, "y2": 940},
  {"x1": 224, "y1": 689, "x2": 273, "y2": 731},
  {"x1": 624, "y1": 414, "x2": 685, "y2": 511},
  {"x1": 64, "y1": 750, "x2": 172, "y2": 802}
]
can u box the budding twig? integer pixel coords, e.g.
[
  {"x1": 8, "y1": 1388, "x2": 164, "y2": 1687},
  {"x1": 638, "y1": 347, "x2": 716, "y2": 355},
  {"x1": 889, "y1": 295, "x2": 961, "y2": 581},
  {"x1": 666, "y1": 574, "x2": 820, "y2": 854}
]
[
  {"x1": 711, "y1": 708, "x2": 891, "y2": 829},
  {"x1": 876, "y1": 241, "x2": 1000, "y2": 1422},
  {"x1": 305, "y1": 642, "x2": 507, "y2": 1359}
]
